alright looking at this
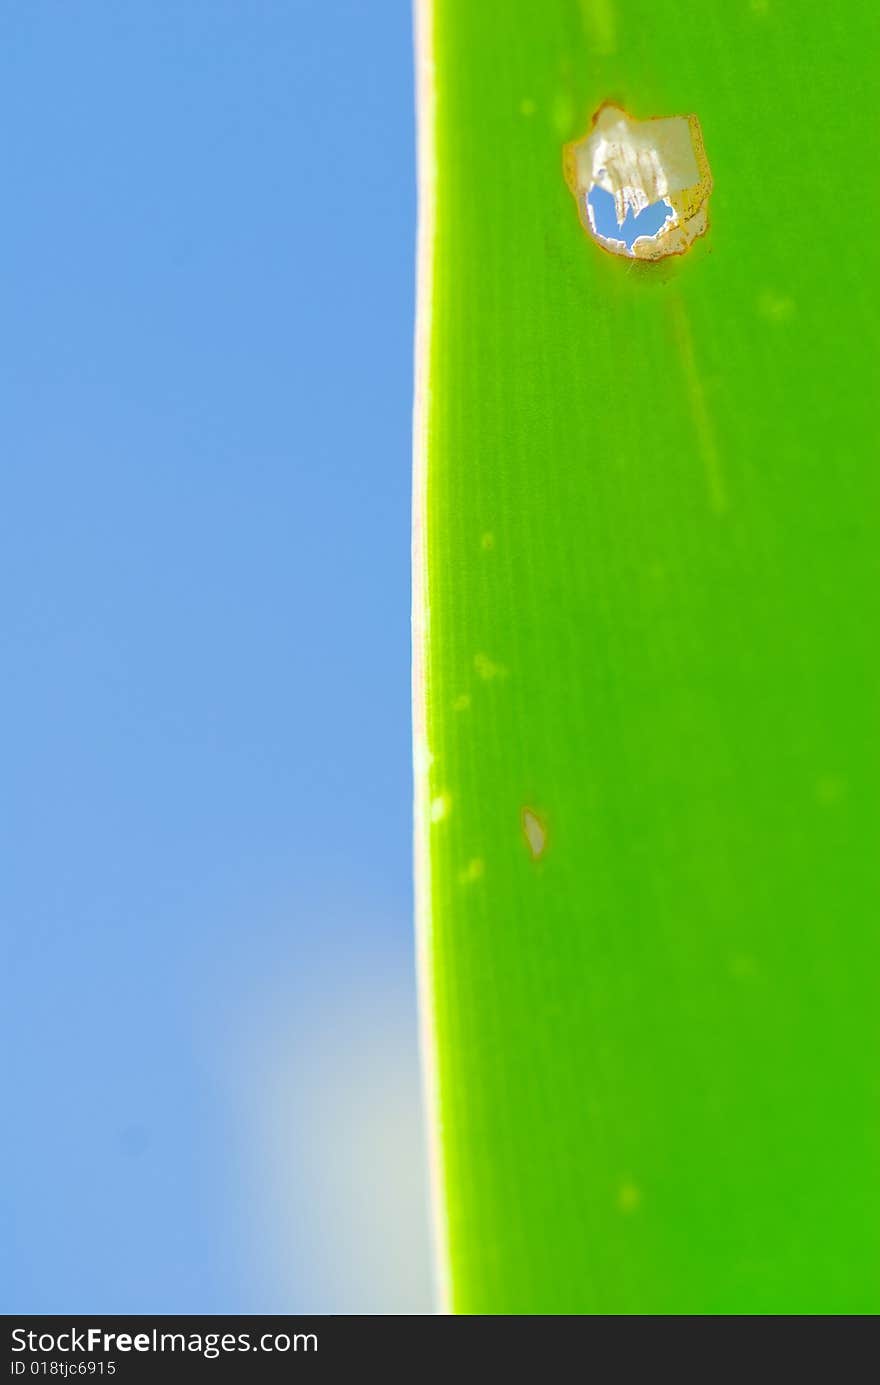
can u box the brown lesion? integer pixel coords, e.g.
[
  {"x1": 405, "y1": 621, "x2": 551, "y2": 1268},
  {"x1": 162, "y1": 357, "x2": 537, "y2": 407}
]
[
  {"x1": 563, "y1": 103, "x2": 713, "y2": 261},
  {"x1": 520, "y1": 807, "x2": 547, "y2": 860}
]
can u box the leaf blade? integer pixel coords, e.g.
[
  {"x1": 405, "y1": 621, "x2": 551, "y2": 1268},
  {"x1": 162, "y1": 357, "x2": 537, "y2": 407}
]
[{"x1": 415, "y1": 0, "x2": 880, "y2": 1313}]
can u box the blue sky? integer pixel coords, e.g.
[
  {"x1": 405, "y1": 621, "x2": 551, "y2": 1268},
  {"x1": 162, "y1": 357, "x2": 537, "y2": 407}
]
[
  {"x1": 587, "y1": 182, "x2": 673, "y2": 250},
  {"x1": 0, "y1": 1, "x2": 430, "y2": 1313}
]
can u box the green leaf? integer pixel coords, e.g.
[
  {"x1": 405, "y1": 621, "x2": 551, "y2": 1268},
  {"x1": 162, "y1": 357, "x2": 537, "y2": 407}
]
[{"x1": 414, "y1": 0, "x2": 879, "y2": 1313}]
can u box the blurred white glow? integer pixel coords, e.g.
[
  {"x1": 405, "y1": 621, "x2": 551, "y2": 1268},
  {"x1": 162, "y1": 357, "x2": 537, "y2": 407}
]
[{"x1": 199, "y1": 906, "x2": 433, "y2": 1314}]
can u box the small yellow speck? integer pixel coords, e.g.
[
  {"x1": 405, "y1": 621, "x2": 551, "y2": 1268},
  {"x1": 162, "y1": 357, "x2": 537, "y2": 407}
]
[
  {"x1": 580, "y1": 0, "x2": 616, "y2": 54},
  {"x1": 430, "y1": 793, "x2": 451, "y2": 824},
  {"x1": 474, "y1": 652, "x2": 508, "y2": 681},
  {"x1": 618, "y1": 1182, "x2": 641, "y2": 1214},
  {"x1": 480, "y1": 531, "x2": 495, "y2": 551},
  {"x1": 452, "y1": 693, "x2": 471, "y2": 712},
  {"x1": 519, "y1": 97, "x2": 537, "y2": 117},
  {"x1": 729, "y1": 953, "x2": 759, "y2": 981},
  {"x1": 749, "y1": 0, "x2": 769, "y2": 15},
  {"x1": 757, "y1": 289, "x2": 795, "y2": 323},
  {"x1": 815, "y1": 774, "x2": 846, "y2": 806},
  {"x1": 458, "y1": 858, "x2": 485, "y2": 886},
  {"x1": 521, "y1": 807, "x2": 547, "y2": 860},
  {"x1": 551, "y1": 90, "x2": 575, "y2": 139}
]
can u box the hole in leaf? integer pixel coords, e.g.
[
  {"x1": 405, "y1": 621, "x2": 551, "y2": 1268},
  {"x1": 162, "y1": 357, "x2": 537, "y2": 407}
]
[
  {"x1": 564, "y1": 103, "x2": 713, "y2": 260},
  {"x1": 586, "y1": 183, "x2": 674, "y2": 253}
]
